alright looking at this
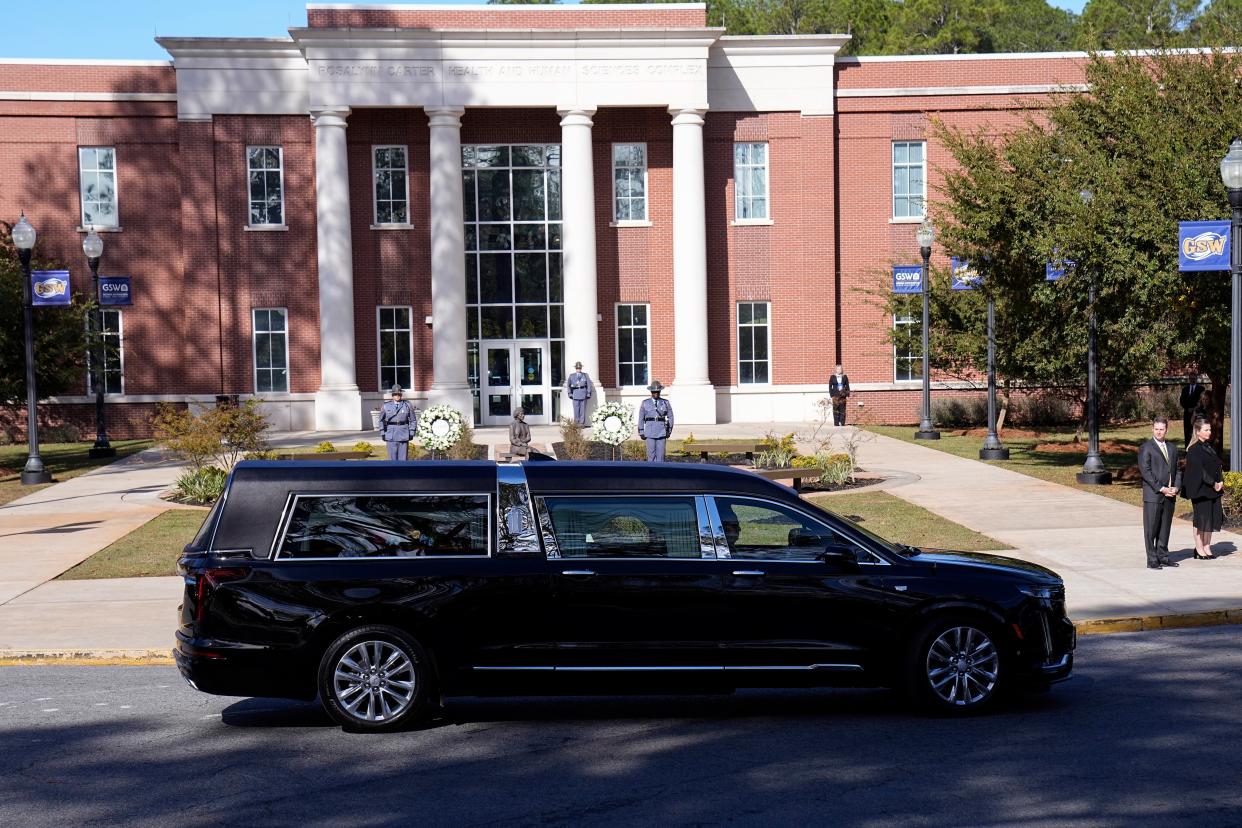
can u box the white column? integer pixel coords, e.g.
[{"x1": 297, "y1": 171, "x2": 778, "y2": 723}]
[
  {"x1": 558, "y1": 107, "x2": 600, "y2": 400},
  {"x1": 311, "y1": 107, "x2": 363, "y2": 430},
  {"x1": 669, "y1": 105, "x2": 716, "y2": 424},
  {"x1": 425, "y1": 106, "x2": 474, "y2": 415}
]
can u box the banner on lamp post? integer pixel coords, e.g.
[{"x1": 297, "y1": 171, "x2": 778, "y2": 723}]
[
  {"x1": 1178, "y1": 220, "x2": 1230, "y2": 271},
  {"x1": 950, "y1": 257, "x2": 980, "y2": 290},
  {"x1": 892, "y1": 264, "x2": 923, "y2": 294},
  {"x1": 1046, "y1": 260, "x2": 1075, "y2": 281},
  {"x1": 31, "y1": 270, "x2": 71, "y2": 306},
  {"x1": 99, "y1": 277, "x2": 132, "y2": 305}
]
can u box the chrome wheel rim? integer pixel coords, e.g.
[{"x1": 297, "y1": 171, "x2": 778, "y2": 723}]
[
  {"x1": 926, "y1": 626, "x2": 998, "y2": 706},
  {"x1": 333, "y1": 640, "x2": 417, "y2": 722}
]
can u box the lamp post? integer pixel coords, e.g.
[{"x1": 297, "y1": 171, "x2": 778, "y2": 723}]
[
  {"x1": 12, "y1": 215, "x2": 51, "y2": 485},
  {"x1": 979, "y1": 293, "x2": 1009, "y2": 460},
  {"x1": 83, "y1": 231, "x2": 114, "y2": 459},
  {"x1": 914, "y1": 219, "x2": 940, "y2": 440},
  {"x1": 1076, "y1": 189, "x2": 1111, "y2": 485},
  {"x1": 1220, "y1": 138, "x2": 1242, "y2": 472}
]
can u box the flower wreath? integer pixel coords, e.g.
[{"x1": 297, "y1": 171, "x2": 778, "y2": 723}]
[
  {"x1": 591, "y1": 401, "x2": 634, "y2": 447},
  {"x1": 416, "y1": 404, "x2": 464, "y2": 452}
]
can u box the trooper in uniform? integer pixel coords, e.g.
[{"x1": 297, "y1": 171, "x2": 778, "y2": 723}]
[
  {"x1": 566, "y1": 361, "x2": 593, "y2": 426},
  {"x1": 508, "y1": 407, "x2": 532, "y2": 459},
  {"x1": 379, "y1": 384, "x2": 416, "y2": 461},
  {"x1": 637, "y1": 380, "x2": 674, "y2": 462}
]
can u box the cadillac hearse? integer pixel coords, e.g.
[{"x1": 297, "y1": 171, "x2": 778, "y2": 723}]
[{"x1": 175, "y1": 461, "x2": 1074, "y2": 731}]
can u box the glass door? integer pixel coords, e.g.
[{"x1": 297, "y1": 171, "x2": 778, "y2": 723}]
[
  {"x1": 515, "y1": 341, "x2": 550, "y2": 425},
  {"x1": 482, "y1": 346, "x2": 514, "y2": 426},
  {"x1": 481, "y1": 342, "x2": 551, "y2": 427}
]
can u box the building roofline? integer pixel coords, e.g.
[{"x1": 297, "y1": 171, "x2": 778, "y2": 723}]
[
  {"x1": 838, "y1": 46, "x2": 1239, "y2": 63},
  {"x1": 0, "y1": 57, "x2": 172, "y2": 67}
]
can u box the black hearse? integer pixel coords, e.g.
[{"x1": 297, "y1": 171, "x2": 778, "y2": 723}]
[{"x1": 176, "y1": 461, "x2": 1074, "y2": 731}]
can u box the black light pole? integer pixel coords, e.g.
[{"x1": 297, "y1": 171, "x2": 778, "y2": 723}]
[
  {"x1": 12, "y1": 215, "x2": 51, "y2": 485},
  {"x1": 1220, "y1": 138, "x2": 1242, "y2": 472},
  {"x1": 82, "y1": 231, "x2": 114, "y2": 459},
  {"x1": 914, "y1": 219, "x2": 940, "y2": 440},
  {"x1": 1076, "y1": 189, "x2": 1111, "y2": 485},
  {"x1": 979, "y1": 294, "x2": 1009, "y2": 460}
]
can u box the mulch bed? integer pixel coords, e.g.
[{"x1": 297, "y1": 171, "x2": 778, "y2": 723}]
[
  {"x1": 1032, "y1": 439, "x2": 1136, "y2": 455},
  {"x1": 949, "y1": 427, "x2": 1043, "y2": 439}
]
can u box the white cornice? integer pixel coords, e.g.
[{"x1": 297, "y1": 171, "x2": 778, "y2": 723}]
[
  {"x1": 0, "y1": 90, "x2": 177, "y2": 102},
  {"x1": 837, "y1": 83, "x2": 1089, "y2": 98},
  {"x1": 837, "y1": 46, "x2": 1239, "y2": 63},
  {"x1": 288, "y1": 26, "x2": 725, "y2": 51},
  {"x1": 0, "y1": 57, "x2": 172, "y2": 66}
]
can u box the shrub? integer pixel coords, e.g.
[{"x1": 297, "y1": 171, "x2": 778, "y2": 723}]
[
  {"x1": 151, "y1": 404, "x2": 218, "y2": 473},
  {"x1": 444, "y1": 423, "x2": 477, "y2": 459},
  {"x1": 621, "y1": 439, "x2": 646, "y2": 461},
  {"x1": 1015, "y1": 393, "x2": 1074, "y2": 426},
  {"x1": 314, "y1": 441, "x2": 337, "y2": 453},
  {"x1": 151, "y1": 399, "x2": 270, "y2": 471},
  {"x1": 42, "y1": 423, "x2": 83, "y2": 443},
  {"x1": 351, "y1": 441, "x2": 375, "y2": 456},
  {"x1": 932, "y1": 397, "x2": 987, "y2": 427},
  {"x1": 1224, "y1": 472, "x2": 1242, "y2": 521},
  {"x1": 790, "y1": 454, "x2": 820, "y2": 469},
  {"x1": 559, "y1": 418, "x2": 590, "y2": 460},
  {"x1": 243, "y1": 449, "x2": 278, "y2": 461},
  {"x1": 174, "y1": 466, "x2": 228, "y2": 504},
  {"x1": 756, "y1": 430, "x2": 799, "y2": 468}
]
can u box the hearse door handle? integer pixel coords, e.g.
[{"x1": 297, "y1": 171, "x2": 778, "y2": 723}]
[
  {"x1": 731, "y1": 570, "x2": 766, "y2": 577},
  {"x1": 560, "y1": 569, "x2": 596, "y2": 577}
]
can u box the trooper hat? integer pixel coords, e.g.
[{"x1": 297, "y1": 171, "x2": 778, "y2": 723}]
[
  {"x1": 574, "y1": 361, "x2": 583, "y2": 369},
  {"x1": 390, "y1": 384, "x2": 403, "y2": 395},
  {"x1": 647, "y1": 380, "x2": 665, "y2": 393}
]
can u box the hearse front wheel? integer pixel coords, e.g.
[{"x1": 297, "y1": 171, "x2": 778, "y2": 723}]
[
  {"x1": 317, "y1": 625, "x2": 432, "y2": 732},
  {"x1": 905, "y1": 615, "x2": 1005, "y2": 715}
]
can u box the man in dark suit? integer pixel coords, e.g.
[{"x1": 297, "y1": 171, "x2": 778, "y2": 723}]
[
  {"x1": 1138, "y1": 417, "x2": 1182, "y2": 570},
  {"x1": 828, "y1": 365, "x2": 851, "y2": 426},
  {"x1": 1180, "y1": 375, "x2": 1205, "y2": 447}
]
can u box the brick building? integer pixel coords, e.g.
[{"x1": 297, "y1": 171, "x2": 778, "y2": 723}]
[{"x1": 0, "y1": 2, "x2": 1094, "y2": 434}]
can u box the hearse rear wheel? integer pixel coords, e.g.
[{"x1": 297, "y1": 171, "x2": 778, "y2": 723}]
[
  {"x1": 905, "y1": 615, "x2": 1005, "y2": 715},
  {"x1": 318, "y1": 625, "x2": 432, "y2": 732}
]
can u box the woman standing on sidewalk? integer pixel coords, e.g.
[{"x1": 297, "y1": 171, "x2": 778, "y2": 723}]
[{"x1": 1183, "y1": 419, "x2": 1224, "y2": 559}]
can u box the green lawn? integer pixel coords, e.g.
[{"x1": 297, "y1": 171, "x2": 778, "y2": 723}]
[
  {"x1": 867, "y1": 422, "x2": 1232, "y2": 510},
  {"x1": 0, "y1": 439, "x2": 153, "y2": 507},
  {"x1": 57, "y1": 509, "x2": 208, "y2": 580},
  {"x1": 807, "y1": 490, "x2": 1010, "y2": 552}
]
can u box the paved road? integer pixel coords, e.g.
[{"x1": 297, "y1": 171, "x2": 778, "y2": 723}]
[{"x1": 2, "y1": 627, "x2": 1240, "y2": 827}]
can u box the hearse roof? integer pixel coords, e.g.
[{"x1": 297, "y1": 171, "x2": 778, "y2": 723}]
[{"x1": 522, "y1": 461, "x2": 793, "y2": 498}]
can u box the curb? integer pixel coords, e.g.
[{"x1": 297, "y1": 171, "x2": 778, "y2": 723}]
[{"x1": 1074, "y1": 607, "x2": 1242, "y2": 635}]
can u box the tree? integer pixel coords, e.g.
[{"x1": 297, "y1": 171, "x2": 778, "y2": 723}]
[
  {"x1": 991, "y1": 0, "x2": 1078, "y2": 52},
  {"x1": 0, "y1": 228, "x2": 90, "y2": 412},
  {"x1": 882, "y1": 0, "x2": 999, "y2": 54},
  {"x1": 1182, "y1": 0, "x2": 1242, "y2": 46},
  {"x1": 1075, "y1": 0, "x2": 1199, "y2": 49}
]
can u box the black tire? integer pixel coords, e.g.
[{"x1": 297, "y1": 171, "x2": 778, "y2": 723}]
[
  {"x1": 317, "y1": 625, "x2": 433, "y2": 732},
  {"x1": 904, "y1": 614, "x2": 1006, "y2": 715}
]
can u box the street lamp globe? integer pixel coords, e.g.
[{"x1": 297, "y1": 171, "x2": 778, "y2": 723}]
[
  {"x1": 11, "y1": 214, "x2": 36, "y2": 250},
  {"x1": 82, "y1": 230, "x2": 104, "y2": 260},
  {"x1": 1221, "y1": 138, "x2": 1242, "y2": 190},
  {"x1": 916, "y1": 218, "x2": 934, "y2": 250}
]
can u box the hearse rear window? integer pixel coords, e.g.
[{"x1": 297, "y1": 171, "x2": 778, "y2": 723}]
[
  {"x1": 543, "y1": 496, "x2": 700, "y2": 559},
  {"x1": 277, "y1": 495, "x2": 490, "y2": 559}
]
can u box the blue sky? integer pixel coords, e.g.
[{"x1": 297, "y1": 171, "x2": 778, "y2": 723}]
[{"x1": 9, "y1": 0, "x2": 1087, "y2": 61}]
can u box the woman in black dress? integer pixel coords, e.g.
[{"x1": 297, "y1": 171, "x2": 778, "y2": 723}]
[{"x1": 1183, "y1": 419, "x2": 1224, "y2": 559}]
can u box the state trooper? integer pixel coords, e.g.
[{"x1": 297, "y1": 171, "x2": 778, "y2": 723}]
[
  {"x1": 637, "y1": 380, "x2": 674, "y2": 462},
  {"x1": 379, "y1": 384, "x2": 416, "y2": 461},
  {"x1": 565, "y1": 361, "x2": 593, "y2": 426}
]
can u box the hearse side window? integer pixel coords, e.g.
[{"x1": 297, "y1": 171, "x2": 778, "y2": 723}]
[
  {"x1": 713, "y1": 496, "x2": 877, "y2": 563},
  {"x1": 277, "y1": 495, "x2": 489, "y2": 559},
  {"x1": 544, "y1": 496, "x2": 700, "y2": 559}
]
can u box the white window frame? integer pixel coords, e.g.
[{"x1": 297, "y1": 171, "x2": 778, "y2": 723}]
[
  {"x1": 611, "y1": 143, "x2": 649, "y2": 224},
  {"x1": 733, "y1": 142, "x2": 770, "y2": 222},
  {"x1": 894, "y1": 311, "x2": 920, "y2": 382},
  {"x1": 86, "y1": 309, "x2": 124, "y2": 395},
  {"x1": 892, "y1": 141, "x2": 927, "y2": 220},
  {"x1": 737, "y1": 301, "x2": 771, "y2": 385},
  {"x1": 377, "y1": 305, "x2": 414, "y2": 392},
  {"x1": 78, "y1": 146, "x2": 119, "y2": 229},
  {"x1": 615, "y1": 302, "x2": 651, "y2": 388},
  {"x1": 247, "y1": 146, "x2": 286, "y2": 227},
  {"x1": 372, "y1": 145, "x2": 411, "y2": 227},
  {"x1": 253, "y1": 308, "x2": 289, "y2": 394}
]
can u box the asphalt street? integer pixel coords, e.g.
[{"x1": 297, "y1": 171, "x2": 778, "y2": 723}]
[{"x1": 2, "y1": 627, "x2": 1240, "y2": 827}]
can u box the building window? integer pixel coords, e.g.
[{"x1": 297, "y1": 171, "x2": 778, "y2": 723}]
[
  {"x1": 894, "y1": 306, "x2": 922, "y2": 382},
  {"x1": 733, "y1": 142, "x2": 769, "y2": 220},
  {"x1": 253, "y1": 308, "x2": 288, "y2": 393},
  {"x1": 86, "y1": 310, "x2": 123, "y2": 394},
  {"x1": 247, "y1": 146, "x2": 284, "y2": 226},
  {"x1": 892, "y1": 141, "x2": 926, "y2": 219},
  {"x1": 612, "y1": 143, "x2": 647, "y2": 222},
  {"x1": 78, "y1": 147, "x2": 118, "y2": 229},
  {"x1": 378, "y1": 306, "x2": 413, "y2": 392},
  {"x1": 737, "y1": 301, "x2": 770, "y2": 384},
  {"x1": 373, "y1": 145, "x2": 409, "y2": 225},
  {"x1": 616, "y1": 303, "x2": 650, "y2": 387}
]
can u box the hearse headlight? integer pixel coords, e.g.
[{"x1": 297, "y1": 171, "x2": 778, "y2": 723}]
[{"x1": 1018, "y1": 584, "x2": 1061, "y2": 600}]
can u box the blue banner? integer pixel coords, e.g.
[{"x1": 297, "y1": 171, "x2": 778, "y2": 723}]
[
  {"x1": 1045, "y1": 259, "x2": 1074, "y2": 281},
  {"x1": 950, "y1": 257, "x2": 980, "y2": 290},
  {"x1": 1179, "y1": 220, "x2": 1230, "y2": 271},
  {"x1": 31, "y1": 270, "x2": 71, "y2": 306},
  {"x1": 892, "y1": 264, "x2": 923, "y2": 294},
  {"x1": 99, "y1": 276, "x2": 132, "y2": 305}
]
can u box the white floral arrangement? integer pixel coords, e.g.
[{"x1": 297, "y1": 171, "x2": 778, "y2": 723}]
[
  {"x1": 591, "y1": 401, "x2": 634, "y2": 447},
  {"x1": 417, "y1": 404, "x2": 464, "y2": 452}
]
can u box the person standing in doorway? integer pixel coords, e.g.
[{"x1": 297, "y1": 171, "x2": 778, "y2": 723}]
[
  {"x1": 638, "y1": 381, "x2": 674, "y2": 462},
  {"x1": 566, "y1": 361, "x2": 592, "y2": 427},
  {"x1": 1137, "y1": 417, "x2": 1181, "y2": 570},
  {"x1": 380, "y1": 384, "x2": 415, "y2": 461},
  {"x1": 1180, "y1": 375, "x2": 1205, "y2": 447},
  {"x1": 1183, "y1": 418, "x2": 1225, "y2": 560},
  {"x1": 829, "y1": 365, "x2": 851, "y2": 426}
]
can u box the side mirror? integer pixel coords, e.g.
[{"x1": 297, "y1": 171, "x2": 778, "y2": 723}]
[{"x1": 818, "y1": 543, "x2": 858, "y2": 569}]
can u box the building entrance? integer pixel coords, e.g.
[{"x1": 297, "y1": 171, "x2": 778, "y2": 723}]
[{"x1": 480, "y1": 340, "x2": 552, "y2": 426}]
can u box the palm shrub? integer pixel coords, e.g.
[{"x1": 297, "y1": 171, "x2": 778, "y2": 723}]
[{"x1": 174, "y1": 466, "x2": 228, "y2": 504}]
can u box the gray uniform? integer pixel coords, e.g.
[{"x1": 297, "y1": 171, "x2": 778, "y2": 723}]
[
  {"x1": 566, "y1": 371, "x2": 592, "y2": 426},
  {"x1": 380, "y1": 399, "x2": 415, "y2": 461},
  {"x1": 637, "y1": 397, "x2": 673, "y2": 462}
]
